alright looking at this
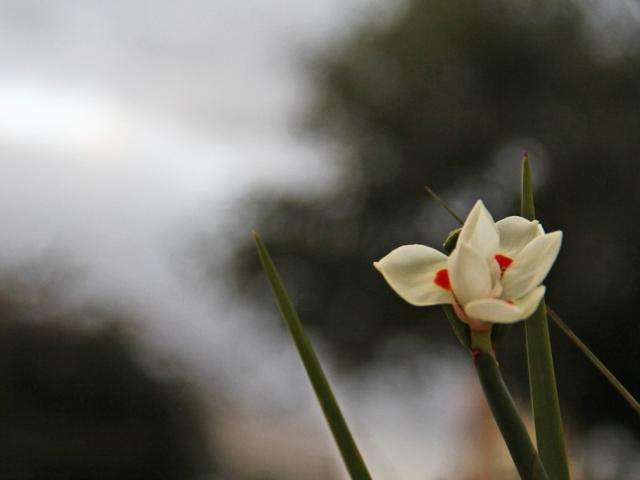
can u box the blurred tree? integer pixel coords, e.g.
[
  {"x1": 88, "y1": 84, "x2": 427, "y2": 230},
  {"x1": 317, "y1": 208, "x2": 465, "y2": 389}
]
[
  {"x1": 225, "y1": 0, "x2": 640, "y2": 433},
  {"x1": 0, "y1": 269, "x2": 216, "y2": 479}
]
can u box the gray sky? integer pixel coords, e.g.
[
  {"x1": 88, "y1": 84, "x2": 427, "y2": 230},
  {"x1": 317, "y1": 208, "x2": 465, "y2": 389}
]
[
  {"x1": 7, "y1": 1, "x2": 634, "y2": 477},
  {"x1": 0, "y1": 2, "x2": 476, "y2": 478},
  {"x1": 0, "y1": 0, "x2": 370, "y2": 314}
]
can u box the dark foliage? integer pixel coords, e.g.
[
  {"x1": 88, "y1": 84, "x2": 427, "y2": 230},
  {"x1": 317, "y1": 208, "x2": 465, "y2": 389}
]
[
  {"x1": 226, "y1": 0, "x2": 640, "y2": 433},
  {"x1": 0, "y1": 276, "x2": 214, "y2": 479}
]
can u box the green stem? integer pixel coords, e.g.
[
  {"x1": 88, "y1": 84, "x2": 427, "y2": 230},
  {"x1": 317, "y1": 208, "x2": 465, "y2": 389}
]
[
  {"x1": 472, "y1": 331, "x2": 549, "y2": 480},
  {"x1": 442, "y1": 304, "x2": 471, "y2": 349},
  {"x1": 425, "y1": 183, "x2": 640, "y2": 422},
  {"x1": 471, "y1": 328, "x2": 493, "y2": 353}
]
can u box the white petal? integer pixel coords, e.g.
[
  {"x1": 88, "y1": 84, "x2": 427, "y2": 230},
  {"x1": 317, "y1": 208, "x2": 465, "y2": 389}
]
[
  {"x1": 374, "y1": 245, "x2": 453, "y2": 306},
  {"x1": 464, "y1": 286, "x2": 546, "y2": 324},
  {"x1": 502, "y1": 231, "x2": 562, "y2": 299},
  {"x1": 448, "y1": 241, "x2": 493, "y2": 306},
  {"x1": 513, "y1": 285, "x2": 546, "y2": 320},
  {"x1": 464, "y1": 298, "x2": 523, "y2": 323},
  {"x1": 495, "y1": 216, "x2": 542, "y2": 257},
  {"x1": 459, "y1": 200, "x2": 500, "y2": 261}
]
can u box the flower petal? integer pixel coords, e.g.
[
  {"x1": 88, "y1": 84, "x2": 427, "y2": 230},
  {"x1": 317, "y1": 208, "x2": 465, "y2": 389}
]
[
  {"x1": 374, "y1": 245, "x2": 453, "y2": 306},
  {"x1": 464, "y1": 286, "x2": 545, "y2": 323},
  {"x1": 502, "y1": 231, "x2": 562, "y2": 299},
  {"x1": 464, "y1": 298, "x2": 522, "y2": 323},
  {"x1": 512, "y1": 285, "x2": 546, "y2": 320},
  {"x1": 459, "y1": 200, "x2": 500, "y2": 261},
  {"x1": 495, "y1": 216, "x2": 542, "y2": 257},
  {"x1": 448, "y1": 241, "x2": 493, "y2": 306}
]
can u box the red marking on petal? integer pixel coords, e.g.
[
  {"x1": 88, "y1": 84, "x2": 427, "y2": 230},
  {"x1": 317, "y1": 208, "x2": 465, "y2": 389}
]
[
  {"x1": 505, "y1": 300, "x2": 514, "y2": 305},
  {"x1": 471, "y1": 348, "x2": 482, "y2": 362},
  {"x1": 495, "y1": 254, "x2": 513, "y2": 273},
  {"x1": 433, "y1": 268, "x2": 451, "y2": 291}
]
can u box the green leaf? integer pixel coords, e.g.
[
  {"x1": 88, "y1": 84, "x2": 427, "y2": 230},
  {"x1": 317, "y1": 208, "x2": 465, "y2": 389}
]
[
  {"x1": 493, "y1": 153, "x2": 536, "y2": 349},
  {"x1": 521, "y1": 153, "x2": 536, "y2": 220},
  {"x1": 253, "y1": 232, "x2": 373, "y2": 480},
  {"x1": 547, "y1": 307, "x2": 640, "y2": 417},
  {"x1": 442, "y1": 227, "x2": 461, "y2": 255},
  {"x1": 521, "y1": 155, "x2": 571, "y2": 479},
  {"x1": 427, "y1": 182, "x2": 640, "y2": 420}
]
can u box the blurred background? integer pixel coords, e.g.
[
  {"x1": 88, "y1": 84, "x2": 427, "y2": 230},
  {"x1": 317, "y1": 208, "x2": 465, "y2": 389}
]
[{"x1": 1, "y1": 0, "x2": 640, "y2": 478}]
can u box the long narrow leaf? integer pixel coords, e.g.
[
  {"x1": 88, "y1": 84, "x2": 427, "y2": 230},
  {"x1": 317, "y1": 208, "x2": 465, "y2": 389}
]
[
  {"x1": 253, "y1": 231, "x2": 373, "y2": 480},
  {"x1": 547, "y1": 307, "x2": 640, "y2": 417},
  {"x1": 425, "y1": 187, "x2": 640, "y2": 415},
  {"x1": 424, "y1": 183, "x2": 640, "y2": 420},
  {"x1": 521, "y1": 156, "x2": 571, "y2": 479}
]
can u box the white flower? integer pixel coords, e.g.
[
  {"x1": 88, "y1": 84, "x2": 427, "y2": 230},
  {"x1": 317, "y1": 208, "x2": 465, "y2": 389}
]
[{"x1": 374, "y1": 200, "x2": 562, "y2": 330}]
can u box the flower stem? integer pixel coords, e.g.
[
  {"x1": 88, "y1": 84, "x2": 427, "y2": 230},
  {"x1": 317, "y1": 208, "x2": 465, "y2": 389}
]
[
  {"x1": 426, "y1": 183, "x2": 640, "y2": 418},
  {"x1": 442, "y1": 304, "x2": 471, "y2": 349},
  {"x1": 471, "y1": 328, "x2": 493, "y2": 354},
  {"x1": 472, "y1": 332, "x2": 550, "y2": 480}
]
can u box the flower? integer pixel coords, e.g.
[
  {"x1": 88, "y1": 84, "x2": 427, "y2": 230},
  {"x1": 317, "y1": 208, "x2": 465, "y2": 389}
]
[{"x1": 374, "y1": 200, "x2": 562, "y2": 330}]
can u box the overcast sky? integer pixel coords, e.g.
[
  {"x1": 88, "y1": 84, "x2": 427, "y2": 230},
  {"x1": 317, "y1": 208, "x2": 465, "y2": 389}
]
[
  {"x1": 3, "y1": 2, "x2": 637, "y2": 477},
  {"x1": 0, "y1": 2, "x2": 471, "y2": 478}
]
